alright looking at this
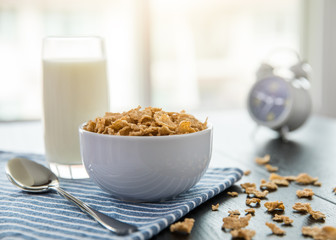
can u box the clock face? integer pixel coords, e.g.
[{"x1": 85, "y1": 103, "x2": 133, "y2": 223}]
[{"x1": 248, "y1": 76, "x2": 291, "y2": 124}]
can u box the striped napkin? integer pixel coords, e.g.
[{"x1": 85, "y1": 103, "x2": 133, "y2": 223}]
[{"x1": 0, "y1": 151, "x2": 243, "y2": 240}]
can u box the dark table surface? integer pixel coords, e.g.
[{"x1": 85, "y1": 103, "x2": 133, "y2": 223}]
[
  {"x1": 152, "y1": 111, "x2": 336, "y2": 240},
  {"x1": 1, "y1": 110, "x2": 335, "y2": 239}
]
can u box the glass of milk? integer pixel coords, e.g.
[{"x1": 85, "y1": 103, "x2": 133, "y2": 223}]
[{"x1": 42, "y1": 37, "x2": 109, "y2": 179}]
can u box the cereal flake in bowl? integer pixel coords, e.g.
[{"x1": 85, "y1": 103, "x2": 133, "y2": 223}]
[{"x1": 79, "y1": 106, "x2": 213, "y2": 202}]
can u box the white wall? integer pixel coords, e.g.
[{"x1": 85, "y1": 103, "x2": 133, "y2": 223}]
[{"x1": 303, "y1": 0, "x2": 336, "y2": 118}]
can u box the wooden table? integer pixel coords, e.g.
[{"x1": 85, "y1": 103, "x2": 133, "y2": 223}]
[
  {"x1": 153, "y1": 110, "x2": 336, "y2": 239},
  {"x1": 1, "y1": 110, "x2": 335, "y2": 239}
]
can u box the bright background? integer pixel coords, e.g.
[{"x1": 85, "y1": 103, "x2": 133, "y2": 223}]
[{"x1": 0, "y1": 0, "x2": 335, "y2": 121}]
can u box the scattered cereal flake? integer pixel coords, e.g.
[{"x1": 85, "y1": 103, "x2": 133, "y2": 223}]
[
  {"x1": 309, "y1": 210, "x2": 326, "y2": 220},
  {"x1": 211, "y1": 203, "x2": 219, "y2": 211},
  {"x1": 253, "y1": 190, "x2": 269, "y2": 198},
  {"x1": 295, "y1": 173, "x2": 318, "y2": 185},
  {"x1": 269, "y1": 173, "x2": 289, "y2": 186},
  {"x1": 228, "y1": 191, "x2": 239, "y2": 197},
  {"x1": 272, "y1": 214, "x2": 293, "y2": 225},
  {"x1": 255, "y1": 154, "x2": 270, "y2": 165},
  {"x1": 296, "y1": 188, "x2": 314, "y2": 198},
  {"x1": 302, "y1": 226, "x2": 321, "y2": 238},
  {"x1": 269, "y1": 173, "x2": 285, "y2": 180},
  {"x1": 228, "y1": 210, "x2": 241, "y2": 216},
  {"x1": 292, "y1": 203, "x2": 325, "y2": 220},
  {"x1": 230, "y1": 228, "x2": 256, "y2": 240},
  {"x1": 241, "y1": 183, "x2": 257, "y2": 191},
  {"x1": 266, "y1": 222, "x2": 286, "y2": 235},
  {"x1": 333, "y1": 187, "x2": 336, "y2": 193},
  {"x1": 222, "y1": 214, "x2": 252, "y2": 230},
  {"x1": 244, "y1": 208, "x2": 255, "y2": 215},
  {"x1": 318, "y1": 226, "x2": 336, "y2": 240},
  {"x1": 302, "y1": 226, "x2": 336, "y2": 240},
  {"x1": 246, "y1": 198, "x2": 261, "y2": 206},
  {"x1": 245, "y1": 188, "x2": 269, "y2": 198},
  {"x1": 245, "y1": 187, "x2": 256, "y2": 194},
  {"x1": 292, "y1": 202, "x2": 311, "y2": 213},
  {"x1": 264, "y1": 201, "x2": 285, "y2": 212},
  {"x1": 272, "y1": 179, "x2": 290, "y2": 186},
  {"x1": 244, "y1": 170, "x2": 251, "y2": 176},
  {"x1": 285, "y1": 175, "x2": 297, "y2": 181},
  {"x1": 170, "y1": 218, "x2": 195, "y2": 234},
  {"x1": 265, "y1": 164, "x2": 279, "y2": 172},
  {"x1": 260, "y1": 179, "x2": 278, "y2": 191},
  {"x1": 313, "y1": 181, "x2": 322, "y2": 187}
]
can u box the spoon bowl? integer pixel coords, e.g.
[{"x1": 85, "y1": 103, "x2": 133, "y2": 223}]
[
  {"x1": 6, "y1": 157, "x2": 137, "y2": 235},
  {"x1": 6, "y1": 157, "x2": 59, "y2": 192}
]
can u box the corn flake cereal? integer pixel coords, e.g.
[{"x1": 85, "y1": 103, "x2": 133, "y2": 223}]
[
  {"x1": 245, "y1": 188, "x2": 269, "y2": 198},
  {"x1": 244, "y1": 170, "x2": 251, "y2": 176},
  {"x1": 245, "y1": 187, "x2": 255, "y2": 194},
  {"x1": 246, "y1": 198, "x2": 261, "y2": 206},
  {"x1": 265, "y1": 164, "x2": 279, "y2": 172},
  {"x1": 269, "y1": 173, "x2": 285, "y2": 181},
  {"x1": 228, "y1": 210, "x2": 240, "y2": 216},
  {"x1": 313, "y1": 181, "x2": 322, "y2": 187},
  {"x1": 212, "y1": 203, "x2": 219, "y2": 211},
  {"x1": 255, "y1": 154, "x2": 270, "y2": 165},
  {"x1": 292, "y1": 203, "x2": 325, "y2": 220},
  {"x1": 241, "y1": 183, "x2": 257, "y2": 191},
  {"x1": 170, "y1": 218, "x2": 195, "y2": 234},
  {"x1": 222, "y1": 214, "x2": 252, "y2": 230},
  {"x1": 260, "y1": 179, "x2": 278, "y2": 191},
  {"x1": 296, "y1": 188, "x2": 314, "y2": 198},
  {"x1": 285, "y1": 175, "x2": 297, "y2": 181},
  {"x1": 228, "y1": 191, "x2": 239, "y2": 197},
  {"x1": 244, "y1": 208, "x2": 255, "y2": 215},
  {"x1": 292, "y1": 202, "x2": 311, "y2": 213},
  {"x1": 269, "y1": 173, "x2": 289, "y2": 186},
  {"x1": 272, "y1": 179, "x2": 289, "y2": 186},
  {"x1": 84, "y1": 106, "x2": 207, "y2": 136},
  {"x1": 266, "y1": 222, "x2": 286, "y2": 235},
  {"x1": 302, "y1": 226, "x2": 336, "y2": 240},
  {"x1": 230, "y1": 229, "x2": 256, "y2": 240},
  {"x1": 264, "y1": 201, "x2": 285, "y2": 212},
  {"x1": 302, "y1": 226, "x2": 321, "y2": 238},
  {"x1": 272, "y1": 214, "x2": 293, "y2": 225},
  {"x1": 309, "y1": 210, "x2": 326, "y2": 220},
  {"x1": 295, "y1": 173, "x2": 318, "y2": 185}
]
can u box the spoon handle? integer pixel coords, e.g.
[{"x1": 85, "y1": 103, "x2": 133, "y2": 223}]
[{"x1": 50, "y1": 186, "x2": 138, "y2": 235}]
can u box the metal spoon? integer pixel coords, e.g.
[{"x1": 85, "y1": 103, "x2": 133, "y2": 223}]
[{"x1": 5, "y1": 157, "x2": 138, "y2": 235}]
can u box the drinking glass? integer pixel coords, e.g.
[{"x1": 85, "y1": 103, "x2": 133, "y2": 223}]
[{"x1": 42, "y1": 37, "x2": 109, "y2": 179}]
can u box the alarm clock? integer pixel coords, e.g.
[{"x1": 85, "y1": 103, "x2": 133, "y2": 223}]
[{"x1": 247, "y1": 54, "x2": 312, "y2": 136}]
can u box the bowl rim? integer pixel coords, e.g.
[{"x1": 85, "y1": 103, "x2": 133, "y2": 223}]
[{"x1": 79, "y1": 122, "x2": 213, "y2": 139}]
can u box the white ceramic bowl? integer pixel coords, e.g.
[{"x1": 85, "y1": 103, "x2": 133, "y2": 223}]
[{"x1": 79, "y1": 124, "x2": 213, "y2": 202}]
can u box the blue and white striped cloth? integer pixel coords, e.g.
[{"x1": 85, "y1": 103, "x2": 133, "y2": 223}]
[{"x1": 0, "y1": 151, "x2": 243, "y2": 240}]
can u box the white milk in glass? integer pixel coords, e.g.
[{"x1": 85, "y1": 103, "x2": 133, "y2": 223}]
[{"x1": 43, "y1": 58, "x2": 108, "y2": 176}]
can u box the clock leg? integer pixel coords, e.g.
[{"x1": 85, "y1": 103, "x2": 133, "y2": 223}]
[{"x1": 279, "y1": 125, "x2": 289, "y2": 142}]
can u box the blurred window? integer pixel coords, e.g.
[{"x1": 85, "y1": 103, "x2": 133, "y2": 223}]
[
  {"x1": 0, "y1": 0, "x2": 302, "y2": 120},
  {"x1": 150, "y1": 0, "x2": 302, "y2": 111}
]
